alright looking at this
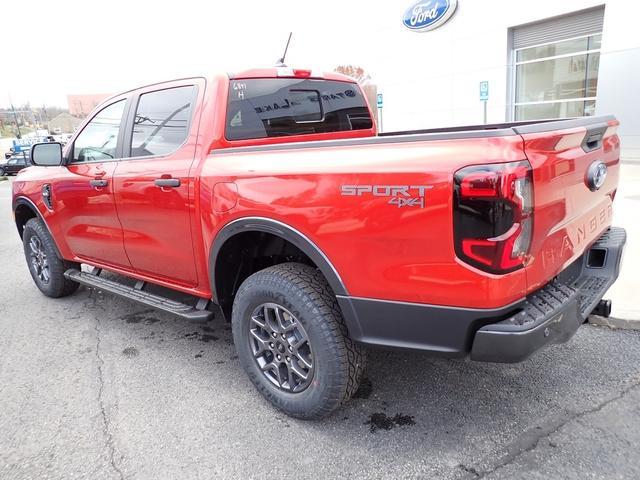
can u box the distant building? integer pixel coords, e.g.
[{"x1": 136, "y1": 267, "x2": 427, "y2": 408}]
[
  {"x1": 67, "y1": 94, "x2": 111, "y2": 117},
  {"x1": 48, "y1": 112, "x2": 83, "y2": 134}
]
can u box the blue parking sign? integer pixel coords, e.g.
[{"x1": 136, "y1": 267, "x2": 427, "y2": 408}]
[
  {"x1": 479, "y1": 81, "x2": 489, "y2": 101},
  {"x1": 377, "y1": 93, "x2": 383, "y2": 108}
]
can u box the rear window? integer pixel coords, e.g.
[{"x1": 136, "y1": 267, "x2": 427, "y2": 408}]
[{"x1": 225, "y1": 78, "x2": 372, "y2": 141}]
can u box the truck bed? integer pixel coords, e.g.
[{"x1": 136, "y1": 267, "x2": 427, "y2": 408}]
[
  {"x1": 379, "y1": 116, "x2": 612, "y2": 136},
  {"x1": 215, "y1": 115, "x2": 616, "y2": 154}
]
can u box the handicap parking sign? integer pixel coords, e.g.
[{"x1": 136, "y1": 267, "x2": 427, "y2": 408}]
[{"x1": 479, "y1": 81, "x2": 489, "y2": 101}]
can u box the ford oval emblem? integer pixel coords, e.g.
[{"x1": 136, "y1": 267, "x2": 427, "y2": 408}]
[
  {"x1": 586, "y1": 160, "x2": 608, "y2": 191},
  {"x1": 402, "y1": 0, "x2": 458, "y2": 32}
]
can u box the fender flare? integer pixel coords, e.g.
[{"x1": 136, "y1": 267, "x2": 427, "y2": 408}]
[
  {"x1": 13, "y1": 196, "x2": 63, "y2": 259},
  {"x1": 209, "y1": 217, "x2": 348, "y2": 303}
]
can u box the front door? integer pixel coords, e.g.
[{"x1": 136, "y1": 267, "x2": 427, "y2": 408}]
[
  {"x1": 52, "y1": 99, "x2": 131, "y2": 269},
  {"x1": 113, "y1": 82, "x2": 201, "y2": 286}
]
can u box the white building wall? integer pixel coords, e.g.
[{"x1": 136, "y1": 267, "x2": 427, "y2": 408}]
[
  {"x1": 369, "y1": 0, "x2": 602, "y2": 130},
  {"x1": 595, "y1": 1, "x2": 640, "y2": 159},
  {"x1": 347, "y1": 0, "x2": 638, "y2": 159}
]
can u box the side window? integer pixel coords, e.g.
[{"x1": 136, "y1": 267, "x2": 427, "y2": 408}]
[
  {"x1": 130, "y1": 86, "x2": 196, "y2": 158},
  {"x1": 72, "y1": 100, "x2": 126, "y2": 163}
]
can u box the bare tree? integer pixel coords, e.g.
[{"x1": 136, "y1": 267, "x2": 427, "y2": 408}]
[{"x1": 334, "y1": 65, "x2": 372, "y2": 84}]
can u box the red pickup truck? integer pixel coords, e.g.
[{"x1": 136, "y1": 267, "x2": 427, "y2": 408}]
[{"x1": 13, "y1": 67, "x2": 626, "y2": 419}]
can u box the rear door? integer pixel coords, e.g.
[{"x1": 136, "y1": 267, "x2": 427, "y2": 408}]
[
  {"x1": 113, "y1": 80, "x2": 203, "y2": 287},
  {"x1": 515, "y1": 116, "x2": 620, "y2": 292}
]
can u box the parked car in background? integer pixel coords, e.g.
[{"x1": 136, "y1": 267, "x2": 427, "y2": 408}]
[
  {"x1": 52, "y1": 134, "x2": 73, "y2": 145},
  {"x1": 0, "y1": 152, "x2": 30, "y2": 176}
]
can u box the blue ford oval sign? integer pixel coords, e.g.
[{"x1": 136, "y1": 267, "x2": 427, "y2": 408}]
[{"x1": 402, "y1": 0, "x2": 458, "y2": 32}]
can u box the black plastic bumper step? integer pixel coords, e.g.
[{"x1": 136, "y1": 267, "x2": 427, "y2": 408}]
[
  {"x1": 471, "y1": 227, "x2": 627, "y2": 363},
  {"x1": 64, "y1": 269, "x2": 213, "y2": 322},
  {"x1": 574, "y1": 226, "x2": 627, "y2": 318}
]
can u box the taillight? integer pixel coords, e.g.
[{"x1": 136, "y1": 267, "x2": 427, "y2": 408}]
[
  {"x1": 276, "y1": 67, "x2": 315, "y2": 78},
  {"x1": 453, "y1": 160, "x2": 533, "y2": 274},
  {"x1": 293, "y1": 69, "x2": 312, "y2": 78}
]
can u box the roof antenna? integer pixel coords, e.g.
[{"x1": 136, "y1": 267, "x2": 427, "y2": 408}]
[{"x1": 275, "y1": 32, "x2": 293, "y2": 67}]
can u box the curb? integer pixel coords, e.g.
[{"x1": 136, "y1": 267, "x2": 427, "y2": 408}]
[{"x1": 589, "y1": 315, "x2": 640, "y2": 331}]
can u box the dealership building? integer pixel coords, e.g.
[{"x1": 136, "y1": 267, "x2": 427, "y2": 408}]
[{"x1": 369, "y1": 0, "x2": 639, "y2": 158}]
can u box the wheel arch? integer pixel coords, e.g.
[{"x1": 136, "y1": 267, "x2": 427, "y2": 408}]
[
  {"x1": 209, "y1": 217, "x2": 348, "y2": 319},
  {"x1": 13, "y1": 196, "x2": 63, "y2": 258}
]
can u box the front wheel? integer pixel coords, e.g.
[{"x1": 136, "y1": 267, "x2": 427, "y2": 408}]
[
  {"x1": 0, "y1": 168, "x2": 5, "y2": 176},
  {"x1": 22, "y1": 218, "x2": 80, "y2": 297},
  {"x1": 232, "y1": 263, "x2": 366, "y2": 420}
]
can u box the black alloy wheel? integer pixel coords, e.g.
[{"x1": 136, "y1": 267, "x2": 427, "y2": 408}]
[
  {"x1": 28, "y1": 234, "x2": 50, "y2": 284},
  {"x1": 22, "y1": 218, "x2": 80, "y2": 298},
  {"x1": 232, "y1": 262, "x2": 366, "y2": 419},
  {"x1": 249, "y1": 302, "x2": 315, "y2": 393}
]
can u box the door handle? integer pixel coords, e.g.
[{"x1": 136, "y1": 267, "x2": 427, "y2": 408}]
[
  {"x1": 90, "y1": 179, "x2": 108, "y2": 188},
  {"x1": 154, "y1": 178, "x2": 181, "y2": 188}
]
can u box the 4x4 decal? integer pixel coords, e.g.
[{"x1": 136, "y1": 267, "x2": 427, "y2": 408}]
[{"x1": 341, "y1": 184, "x2": 432, "y2": 208}]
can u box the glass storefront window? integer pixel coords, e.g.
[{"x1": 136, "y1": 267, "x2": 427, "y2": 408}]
[
  {"x1": 515, "y1": 99, "x2": 596, "y2": 121},
  {"x1": 516, "y1": 54, "x2": 591, "y2": 102},
  {"x1": 514, "y1": 34, "x2": 601, "y2": 121},
  {"x1": 588, "y1": 34, "x2": 602, "y2": 50},
  {"x1": 517, "y1": 36, "x2": 588, "y2": 62},
  {"x1": 585, "y1": 52, "x2": 599, "y2": 97}
]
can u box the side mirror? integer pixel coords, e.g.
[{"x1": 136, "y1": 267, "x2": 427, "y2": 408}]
[{"x1": 30, "y1": 142, "x2": 63, "y2": 167}]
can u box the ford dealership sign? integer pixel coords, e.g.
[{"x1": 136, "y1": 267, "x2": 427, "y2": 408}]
[{"x1": 402, "y1": 0, "x2": 458, "y2": 32}]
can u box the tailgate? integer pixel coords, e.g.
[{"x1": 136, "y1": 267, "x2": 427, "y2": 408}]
[{"x1": 513, "y1": 116, "x2": 621, "y2": 293}]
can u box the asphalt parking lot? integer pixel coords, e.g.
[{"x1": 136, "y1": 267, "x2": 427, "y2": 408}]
[{"x1": 1, "y1": 172, "x2": 639, "y2": 480}]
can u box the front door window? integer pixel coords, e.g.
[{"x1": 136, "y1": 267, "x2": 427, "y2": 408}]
[{"x1": 72, "y1": 100, "x2": 126, "y2": 162}]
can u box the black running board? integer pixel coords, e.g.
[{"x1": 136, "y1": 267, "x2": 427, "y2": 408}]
[{"x1": 64, "y1": 269, "x2": 214, "y2": 321}]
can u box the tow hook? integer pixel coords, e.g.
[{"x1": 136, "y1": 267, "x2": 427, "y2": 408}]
[{"x1": 592, "y1": 299, "x2": 612, "y2": 318}]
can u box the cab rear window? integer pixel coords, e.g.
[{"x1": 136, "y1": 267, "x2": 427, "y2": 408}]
[{"x1": 225, "y1": 78, "x2": 372, "y2": 141}]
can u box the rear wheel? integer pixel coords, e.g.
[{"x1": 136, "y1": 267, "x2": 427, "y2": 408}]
[
  {"x1": 22, "y1": 218, "x2": 80, "y2": 298},
  {"x1": 0, "y1": 167, "x2": 5, "y2": 176},
  {"x1": 232, "y1": 262, "x2": 366, "y2": 419}
]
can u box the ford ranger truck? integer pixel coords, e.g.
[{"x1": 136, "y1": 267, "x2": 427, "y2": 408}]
[{"x1": 13, "y1": 67, "x2": 626, "y2": 419}]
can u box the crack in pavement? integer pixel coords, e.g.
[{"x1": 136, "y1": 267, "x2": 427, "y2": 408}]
[
  {"x1": 89, "y1": 291, "x2": 125, "y2": 480},
  {"x1": 456, "y1": 378, "x2": 640, "y2": 479}
]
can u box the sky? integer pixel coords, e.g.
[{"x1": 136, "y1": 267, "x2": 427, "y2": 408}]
[
  {"x1": 6, "y1": 0, "x2": 634, "y2": 133},
  {"x1": 0, "y1": 0, "x2": 391, "y2": 109}
]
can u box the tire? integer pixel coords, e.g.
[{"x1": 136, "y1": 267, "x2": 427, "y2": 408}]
[
  {"x1": 0, "y1": 168, "x2": 5, "y2": 176},
  {"x1": 232, "y1": 262, "x2": 366, "y2": 420},
  {"x1": 22, "y1": 217, "x2": 80, "y2": 298}
]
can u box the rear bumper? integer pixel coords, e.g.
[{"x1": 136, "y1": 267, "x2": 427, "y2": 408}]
[
  {"x1": 471, "y1": 226, "x2": 626, "y2": 362},
  {"x1": 338, "y1": 227, "x2": 626, "y2": 363}
]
